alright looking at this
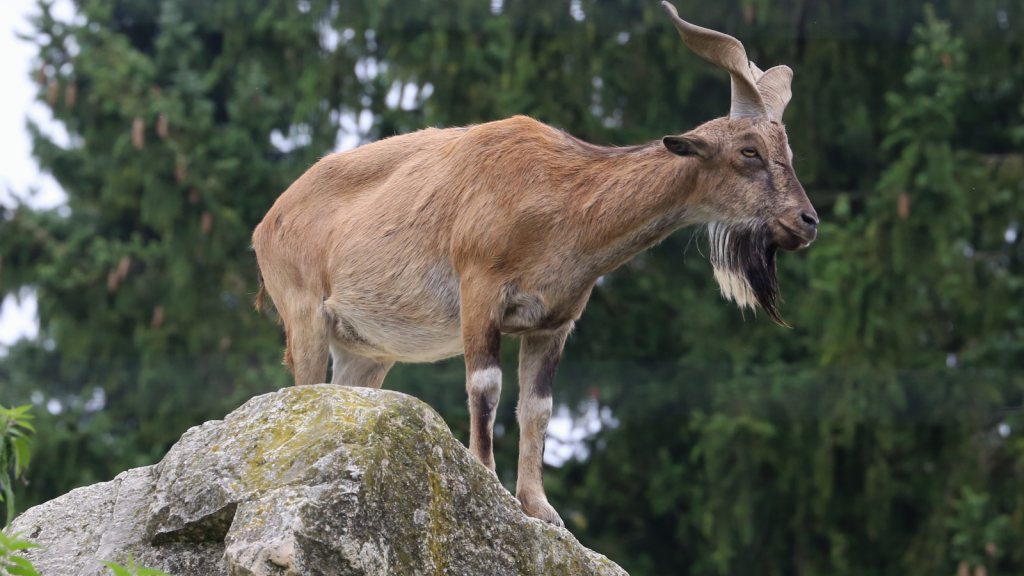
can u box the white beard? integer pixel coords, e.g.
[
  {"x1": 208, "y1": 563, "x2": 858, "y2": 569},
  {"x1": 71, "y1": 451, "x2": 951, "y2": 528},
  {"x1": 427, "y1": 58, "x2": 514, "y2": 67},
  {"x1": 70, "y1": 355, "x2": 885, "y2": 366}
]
[{"x1": 708, "y1": 221, "x2": 757, "y2": 312}]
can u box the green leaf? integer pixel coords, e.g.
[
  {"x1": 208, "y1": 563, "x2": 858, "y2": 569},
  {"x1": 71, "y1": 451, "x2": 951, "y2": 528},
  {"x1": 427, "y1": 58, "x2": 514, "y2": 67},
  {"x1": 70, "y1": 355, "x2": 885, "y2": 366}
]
[
  {"x1": 6, "y1": 560, "x2": 44, "y2": 576},
  {"x1": 1, "y1": 474, "x2": 15, "y2": 529},
  {"x1": 98, "y1": 554, "x2": 171, "y2": 576},
  {"x1": 97, "y1": 561, "x2": 133, "y2": 576},
  {"x1": 13, "y1": 438, "x2": 31, "y2": 477},
  {"x1": 6, "y1": 539, "x2": 43, "y2": 552}
]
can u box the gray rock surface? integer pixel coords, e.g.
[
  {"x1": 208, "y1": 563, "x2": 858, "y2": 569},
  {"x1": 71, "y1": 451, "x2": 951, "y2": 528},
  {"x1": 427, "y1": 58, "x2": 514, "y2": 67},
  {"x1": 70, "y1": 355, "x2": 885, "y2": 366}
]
[{"x1": 12, "y1": 385, "x2": 627, "y2": 576}]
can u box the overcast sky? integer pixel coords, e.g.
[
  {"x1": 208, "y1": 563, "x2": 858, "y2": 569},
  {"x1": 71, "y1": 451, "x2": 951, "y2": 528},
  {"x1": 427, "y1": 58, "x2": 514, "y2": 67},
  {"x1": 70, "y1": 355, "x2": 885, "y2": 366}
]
[
  {"x1": 0, "y1": 0, "x2": 403, "y2": 350},
  {"x1": 0, "y1": 0, "x2": 73, "y2": 348}
]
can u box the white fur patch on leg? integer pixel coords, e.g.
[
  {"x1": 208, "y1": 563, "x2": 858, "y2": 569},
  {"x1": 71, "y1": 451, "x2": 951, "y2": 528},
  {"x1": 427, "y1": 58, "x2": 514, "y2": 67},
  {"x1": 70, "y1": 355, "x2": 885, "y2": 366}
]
[
  {"x1": 469, "y1": 367, "x2": 502, "y2": 405},
  {"x1": 516, "y1": 396, "x2": 553, "y2": 424}
]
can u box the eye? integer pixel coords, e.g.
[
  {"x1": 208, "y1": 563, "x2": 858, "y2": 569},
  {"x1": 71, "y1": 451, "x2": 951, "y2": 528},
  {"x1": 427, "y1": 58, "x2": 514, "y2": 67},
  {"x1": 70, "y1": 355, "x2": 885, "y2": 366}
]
[{"x1": 741, "y1": 147, "x2": 759, "y2": 158}]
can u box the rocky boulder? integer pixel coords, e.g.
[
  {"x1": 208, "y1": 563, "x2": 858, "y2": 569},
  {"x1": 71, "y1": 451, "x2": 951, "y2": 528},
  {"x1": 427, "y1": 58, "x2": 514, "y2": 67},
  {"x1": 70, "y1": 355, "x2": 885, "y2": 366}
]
[{"x1": 12, "y1": 385, "x2": 627, "y2": 576}]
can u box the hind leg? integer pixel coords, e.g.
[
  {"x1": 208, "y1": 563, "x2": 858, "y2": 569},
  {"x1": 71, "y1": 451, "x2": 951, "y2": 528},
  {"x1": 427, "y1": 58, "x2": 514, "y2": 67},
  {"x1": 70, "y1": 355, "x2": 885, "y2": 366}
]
[
  {"x1": 279, "y1": 298, "x2": 331, "y2": 386},
  {"x1": 329, "y1": 342, "x2": 394, "y2": 388}
]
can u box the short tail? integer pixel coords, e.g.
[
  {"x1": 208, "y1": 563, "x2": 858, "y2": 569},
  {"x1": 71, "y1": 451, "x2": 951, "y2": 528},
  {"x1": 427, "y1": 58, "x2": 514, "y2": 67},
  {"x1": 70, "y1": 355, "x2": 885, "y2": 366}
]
[
  {"x1": 252, "y1": 246, "x2": 293, "y2": 372},
  {"x1": 283, "y1": 326, "x2": 294, "y2": 371}
]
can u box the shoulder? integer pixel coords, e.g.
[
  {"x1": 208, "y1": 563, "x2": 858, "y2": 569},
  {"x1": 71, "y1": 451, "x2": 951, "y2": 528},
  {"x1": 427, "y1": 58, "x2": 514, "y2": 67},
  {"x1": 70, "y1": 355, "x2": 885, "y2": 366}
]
[{"x1": 465, "y1": 115, "x2": 557, "y2": 139}]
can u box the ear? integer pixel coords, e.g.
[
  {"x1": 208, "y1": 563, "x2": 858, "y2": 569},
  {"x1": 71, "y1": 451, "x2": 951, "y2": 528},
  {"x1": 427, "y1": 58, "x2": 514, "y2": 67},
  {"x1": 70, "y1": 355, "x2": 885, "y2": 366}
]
[{"x1": 663, "y1": 135, "x2": 709, "y2": 158}]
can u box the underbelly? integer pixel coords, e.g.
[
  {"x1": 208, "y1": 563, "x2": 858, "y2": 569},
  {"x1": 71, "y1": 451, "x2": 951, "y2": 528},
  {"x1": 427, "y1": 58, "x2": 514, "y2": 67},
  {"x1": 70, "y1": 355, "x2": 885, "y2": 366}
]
[
  {"x1": 324, "y1": 256, "x2": 466, "y2": 362},
  {"x1": 323, "y1": 266, "x2": 590, "y2": 363},
  {"x1": 325, "y1": 293, "x2": 464, "y2": 363},
  {"x1": 338, "y1": 317, "x2": 464, "y2": 363}
]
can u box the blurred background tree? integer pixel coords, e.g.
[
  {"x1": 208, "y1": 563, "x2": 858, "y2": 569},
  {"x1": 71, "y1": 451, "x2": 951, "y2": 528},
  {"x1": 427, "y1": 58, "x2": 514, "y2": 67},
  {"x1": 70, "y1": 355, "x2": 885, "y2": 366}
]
[{"x1": 1, "y1": 0, "x2": 1023, "y2": 574}]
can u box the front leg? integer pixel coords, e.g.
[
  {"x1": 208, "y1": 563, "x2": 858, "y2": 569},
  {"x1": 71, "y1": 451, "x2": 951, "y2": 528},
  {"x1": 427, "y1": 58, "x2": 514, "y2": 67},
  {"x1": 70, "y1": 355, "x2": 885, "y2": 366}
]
[
  {"x1": 516, "y1": 329, "x2": 569, "y2": 527},
  {"x1": 461, "y1": 279, "x2": 502, "y2": 471}
]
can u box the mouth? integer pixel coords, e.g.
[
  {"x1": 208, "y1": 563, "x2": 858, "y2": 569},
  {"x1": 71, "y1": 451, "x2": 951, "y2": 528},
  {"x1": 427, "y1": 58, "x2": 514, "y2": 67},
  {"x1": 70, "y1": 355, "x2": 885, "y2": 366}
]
[
  {"x1": 707, "y1": 221, "x2": 785, "y2": 326},
  {"x1": 776, "y1": 220, "x2": 816, "y2": 251}
]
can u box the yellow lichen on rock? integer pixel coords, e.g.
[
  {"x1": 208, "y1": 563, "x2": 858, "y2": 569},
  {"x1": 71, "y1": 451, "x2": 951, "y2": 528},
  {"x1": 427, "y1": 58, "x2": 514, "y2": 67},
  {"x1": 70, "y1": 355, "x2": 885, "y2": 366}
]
[{"x1": 14, "y1": 385, "x2": 628, "y2": 576}]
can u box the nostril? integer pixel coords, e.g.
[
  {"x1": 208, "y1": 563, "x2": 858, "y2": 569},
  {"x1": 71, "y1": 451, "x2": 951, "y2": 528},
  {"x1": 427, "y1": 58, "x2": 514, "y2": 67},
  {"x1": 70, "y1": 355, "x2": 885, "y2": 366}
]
[{"x1": 800, "y1": 212, "x2": 818, "y2": 227}]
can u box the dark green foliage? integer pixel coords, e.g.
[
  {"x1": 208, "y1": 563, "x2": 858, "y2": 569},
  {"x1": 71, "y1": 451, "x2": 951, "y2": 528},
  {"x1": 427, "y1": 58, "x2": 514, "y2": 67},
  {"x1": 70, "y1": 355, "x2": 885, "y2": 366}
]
[
  {"x1": 0, "y1": 405, "x2": 35, "y2": 528},
  {"x1": 1, "y1": 0, "x2": 1023, "y2": 574}
]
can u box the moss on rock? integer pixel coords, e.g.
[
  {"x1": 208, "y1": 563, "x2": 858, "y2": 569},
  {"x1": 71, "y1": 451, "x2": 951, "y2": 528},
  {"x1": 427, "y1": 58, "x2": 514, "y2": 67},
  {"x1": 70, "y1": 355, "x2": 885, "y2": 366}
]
[{"x1": 14, "y1": 385, "x2": 627, "y2": 576}]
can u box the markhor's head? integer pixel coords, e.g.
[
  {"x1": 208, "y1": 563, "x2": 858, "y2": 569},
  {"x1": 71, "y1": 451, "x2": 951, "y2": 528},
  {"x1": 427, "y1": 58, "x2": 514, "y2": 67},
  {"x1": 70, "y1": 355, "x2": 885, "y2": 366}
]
[{"x1": 661, "y1": 1, "x2": 818, "y2": 325}]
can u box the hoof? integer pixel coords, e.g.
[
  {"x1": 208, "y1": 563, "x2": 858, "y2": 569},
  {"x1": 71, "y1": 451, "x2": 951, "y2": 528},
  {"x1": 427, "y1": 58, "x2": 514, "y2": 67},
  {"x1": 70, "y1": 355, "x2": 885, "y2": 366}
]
[{"x1": 518, "y1": 494, "x2": 565, "y2": 528}]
